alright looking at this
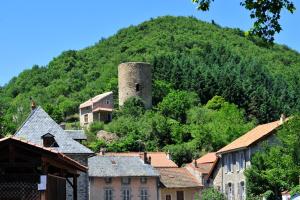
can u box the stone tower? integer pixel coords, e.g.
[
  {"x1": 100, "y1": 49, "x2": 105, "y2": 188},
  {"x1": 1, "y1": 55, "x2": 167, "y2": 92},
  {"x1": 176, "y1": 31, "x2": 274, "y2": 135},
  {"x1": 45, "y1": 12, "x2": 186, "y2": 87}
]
[{"x1": 118, "y1": 62, "x2": 152, "y2": 109}]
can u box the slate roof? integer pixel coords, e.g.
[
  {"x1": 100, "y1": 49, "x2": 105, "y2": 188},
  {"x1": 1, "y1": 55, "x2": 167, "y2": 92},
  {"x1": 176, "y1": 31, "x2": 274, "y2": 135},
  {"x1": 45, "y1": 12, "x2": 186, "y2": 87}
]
[
  {"x1": 217, "y1": 119, "x2": 288, "y2": 154},
  {"x1": 158, "y1": 167, "x2": 202, "y2": 188},
  {"x1": 88, "y1": 156, "x2": 160, "y2": 177},
  {"x1": 65, "y1": 130, "x2": 87, "y2": 140},
  {"x1": 79, "y1": 91, "x2": 113, "y2": 109},
  {"x1": 104, "y1": 152, "x2": 178, "y2": 168},
  {"x1": 14, "y1": 107, "x2": 93, "y2": 154}
]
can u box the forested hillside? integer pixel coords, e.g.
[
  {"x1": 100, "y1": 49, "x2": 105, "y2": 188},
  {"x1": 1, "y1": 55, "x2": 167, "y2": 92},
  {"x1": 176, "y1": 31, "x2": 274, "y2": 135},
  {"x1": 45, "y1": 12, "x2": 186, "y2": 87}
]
[{"x1": 1, "y1": 16, "x2": 300, "y2": 137}]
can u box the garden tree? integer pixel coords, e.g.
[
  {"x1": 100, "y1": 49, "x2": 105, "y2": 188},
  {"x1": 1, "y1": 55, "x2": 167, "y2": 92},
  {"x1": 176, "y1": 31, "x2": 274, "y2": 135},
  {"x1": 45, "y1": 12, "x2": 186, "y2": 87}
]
[
  {"x1": 192, "y1": 0, "x2": 296, "y2": 42},
  {"x1": 158, "y1": 90, "x2": 199, "y2": 123},
  {"x1": 117, "y1": 97, "x2": 146, "y2": 118},
  {"x1": 245, "y1": 116, "x2": 300, "y2": 199},
  {"x1": 187, "y1": 97, "x2": 255, "y2": 150},
  {"x1": 165, "y1": 143, "x2": 195, "y2": 167},
  {"x1": 201, "y1": 188, "x2": 226, "y2": 200}
]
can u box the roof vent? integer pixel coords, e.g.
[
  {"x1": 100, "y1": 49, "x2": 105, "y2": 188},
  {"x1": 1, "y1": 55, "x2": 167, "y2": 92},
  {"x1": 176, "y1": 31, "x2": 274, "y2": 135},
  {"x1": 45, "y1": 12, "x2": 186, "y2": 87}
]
[{"x1": 41, "y1": 133, "x2": 59, "y2": 147}]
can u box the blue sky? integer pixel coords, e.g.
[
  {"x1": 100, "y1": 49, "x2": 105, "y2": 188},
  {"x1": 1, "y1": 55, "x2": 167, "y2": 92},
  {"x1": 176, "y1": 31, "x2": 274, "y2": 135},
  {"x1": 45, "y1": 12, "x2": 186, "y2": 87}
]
[{"x1": 0, "y1": 0, "x2": 299, "y2": 86}]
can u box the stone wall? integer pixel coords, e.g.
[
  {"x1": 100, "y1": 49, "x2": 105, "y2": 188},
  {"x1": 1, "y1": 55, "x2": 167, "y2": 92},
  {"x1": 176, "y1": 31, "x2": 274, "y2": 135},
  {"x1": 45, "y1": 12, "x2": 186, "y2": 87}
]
[
  {"x1": 66, "y1": 154, "x2": 90, "y2": 200},
  {"x1": 118, "y1": 62, "x2": 152, "y2": 109}
]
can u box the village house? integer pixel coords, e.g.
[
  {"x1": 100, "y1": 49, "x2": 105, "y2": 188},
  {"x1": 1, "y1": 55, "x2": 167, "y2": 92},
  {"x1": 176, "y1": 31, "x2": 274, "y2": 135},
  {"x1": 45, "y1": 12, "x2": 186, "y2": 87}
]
[
  {"x1": 102, "y1": 152, "x2": 203, "y2": 200},
  {"x1": 0, "y1": 137, "x2": 87, "y2": 200},
  {"x1": 210, "y1": 115, "x2": 288, "y2": 200},
  {"x1": 14, "y1": 106, "x2": 94, "y2": 200},
  {"x1": 158, "y1": 167, "x2": 203, "y2": 200},
  {"x1": 88, "y1": 155, "x2": 160, "y2": 200},
  {"x1": 79, "y1": 91, "x2": 113, "y2": 126},
  {"x1": 185, "y1": 152, "x2": 218, "y2": 187}
]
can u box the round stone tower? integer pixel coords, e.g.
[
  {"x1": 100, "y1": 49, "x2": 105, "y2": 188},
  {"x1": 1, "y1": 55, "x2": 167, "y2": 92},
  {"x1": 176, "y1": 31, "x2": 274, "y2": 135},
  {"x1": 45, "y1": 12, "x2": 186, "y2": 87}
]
[{"x1": 118, "y1": 62, "x2": 152, "y2": 109}]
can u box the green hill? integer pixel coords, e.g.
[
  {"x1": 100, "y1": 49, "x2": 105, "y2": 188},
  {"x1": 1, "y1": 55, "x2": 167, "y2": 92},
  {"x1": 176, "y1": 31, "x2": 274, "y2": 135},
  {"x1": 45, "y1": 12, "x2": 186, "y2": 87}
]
[{"x1": 1, "y1": 16, "x2": 300, "y2": 135}]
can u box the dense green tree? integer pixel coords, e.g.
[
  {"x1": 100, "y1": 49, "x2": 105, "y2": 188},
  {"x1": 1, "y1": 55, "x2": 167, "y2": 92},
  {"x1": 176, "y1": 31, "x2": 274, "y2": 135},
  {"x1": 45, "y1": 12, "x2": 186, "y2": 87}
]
[
  {"x1": 245, "y1": 116, "x2": 300, "y2": 199},
  {"x1": 158, "y1": 90, "x2": 199, "y2": 123},
  {"x1": 192, "y1": 0, "x2": 296, "y2": 42},
  {"x1": 201, "y1": 188, "x2": 226, "y2": 200}
]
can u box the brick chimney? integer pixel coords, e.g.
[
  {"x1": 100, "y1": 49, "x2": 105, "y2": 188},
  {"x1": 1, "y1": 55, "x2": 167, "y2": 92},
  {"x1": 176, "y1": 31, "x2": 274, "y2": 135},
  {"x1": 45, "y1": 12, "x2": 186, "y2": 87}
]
[{"x1": 194, "y1": 159, "x2": 198, "y2": 168}]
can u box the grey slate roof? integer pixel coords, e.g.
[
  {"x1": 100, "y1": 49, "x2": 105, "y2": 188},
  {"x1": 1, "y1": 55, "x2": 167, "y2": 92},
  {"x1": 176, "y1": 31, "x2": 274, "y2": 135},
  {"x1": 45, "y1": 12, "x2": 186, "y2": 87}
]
[
  {"x1": 88, "y1": 156, "x2": 160, "y2": 177},
  {"x1": 65, "y1": 130, "x2": 87, "y2": 140},
  {"x1": 14, "y1": 107, "x2": 93, "y2": 154}
]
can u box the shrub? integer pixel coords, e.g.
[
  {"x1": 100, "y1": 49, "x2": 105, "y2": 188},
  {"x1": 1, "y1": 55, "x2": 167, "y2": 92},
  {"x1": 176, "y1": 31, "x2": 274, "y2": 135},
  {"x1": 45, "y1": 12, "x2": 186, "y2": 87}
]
[
  {"x1": 201, "y1": 188, "x2": 226, "y2": 200},
  {"x1": 291, "y1": 185, "x2": 300, "y2": 197}
]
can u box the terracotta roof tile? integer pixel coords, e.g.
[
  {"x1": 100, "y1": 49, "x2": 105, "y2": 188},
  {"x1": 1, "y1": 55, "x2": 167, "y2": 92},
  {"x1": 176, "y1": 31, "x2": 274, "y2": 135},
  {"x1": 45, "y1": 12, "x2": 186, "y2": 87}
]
[
  {"x1": 158, "y1": 167, "x2": 202, "y2": 188},
  {"x1": 217, "y1": 119, "x2": 287, "y2": 154},
  {"x1": 80, "y1": 91, "x2": 113, "y2": 109},
  {"x1": 103, "y1": 152, "x2": 178, "y2": 168},
  {"x1": 196, "y1": 152, "x2": 217, "y2": 164}
]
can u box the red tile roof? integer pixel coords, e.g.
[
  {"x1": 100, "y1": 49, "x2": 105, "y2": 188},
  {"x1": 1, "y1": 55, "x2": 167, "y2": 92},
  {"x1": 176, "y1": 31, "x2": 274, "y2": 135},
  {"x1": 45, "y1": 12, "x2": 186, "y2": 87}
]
[
  {"x1": 196, "y1": 152, "x2": 217, "y2": 164},
  {"x1": 158, "y1": 167, "x2": 202, "y2": 188},
  {"x1": 217, "y1": 119, "x2": 287, "y2": 154},
  {"x1": 187, "y1": 152, "x2": 218, "y2": 174},
  {"x1": 79, "y1": 91, "x2": 113, "y2": 109},
  {"x1": 103, "y1": 152, "x2": 178, "y2": 168}
]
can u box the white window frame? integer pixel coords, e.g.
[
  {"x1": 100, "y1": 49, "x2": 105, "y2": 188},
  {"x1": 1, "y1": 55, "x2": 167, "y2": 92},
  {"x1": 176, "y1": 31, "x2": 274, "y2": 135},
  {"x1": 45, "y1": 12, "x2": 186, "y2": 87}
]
[
  {"x1": 140, "y1": 188, "x2": 148, "y2": 200},
  {"x1": 104, "y1": 188, "x2": 113, "y2": 200},
  {"x1": 121, "y1": 188, "x2": 131, "y2": 200}
]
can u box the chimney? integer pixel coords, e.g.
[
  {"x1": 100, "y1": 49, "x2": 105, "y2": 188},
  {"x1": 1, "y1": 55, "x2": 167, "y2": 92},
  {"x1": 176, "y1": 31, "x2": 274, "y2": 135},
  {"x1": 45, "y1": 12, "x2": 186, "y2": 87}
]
[
  {"x1": 280, "y1": 114, "x2": 286, "y2": 125},
  {"x1": 143, "y1": 152, "x2": 148, "y2": 164},
  {"x1": 166, "y1": 150, "x2": 171, "y2": 160},
  {"x1": 30, "y1": 97, "x2": 36, "y2": 111},
  {"x1": 148, "y1": 156, "x2": 152, "y2": 165},
  {"x1": 99, "y1": 148, "x2": 106, "y2": 155},
  {"x1": 194, "y1": 159, "x2": 198, "y2": 168}
]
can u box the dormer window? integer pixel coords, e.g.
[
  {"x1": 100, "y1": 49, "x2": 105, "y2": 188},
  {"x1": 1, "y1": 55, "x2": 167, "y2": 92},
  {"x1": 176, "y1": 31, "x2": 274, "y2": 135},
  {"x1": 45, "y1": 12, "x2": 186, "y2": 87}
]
[{"x1": 41, "y1": 133, "x2": 59, "y2": 147}]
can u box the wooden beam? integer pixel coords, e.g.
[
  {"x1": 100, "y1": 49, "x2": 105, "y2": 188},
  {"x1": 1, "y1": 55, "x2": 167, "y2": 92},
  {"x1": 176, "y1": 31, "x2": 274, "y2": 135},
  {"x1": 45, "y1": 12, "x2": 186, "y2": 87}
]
[{"x1": 73, "y1": 175, "x2": 78, "y2": 200}]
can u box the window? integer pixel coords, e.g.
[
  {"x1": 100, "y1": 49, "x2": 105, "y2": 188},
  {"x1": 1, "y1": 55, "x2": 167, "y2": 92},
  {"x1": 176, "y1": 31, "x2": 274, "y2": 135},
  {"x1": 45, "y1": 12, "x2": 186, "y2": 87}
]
[
  {"x1": 121, "y1": 177, "x2": 131, "y2": 185},
  {"x1": 84, "y1": 114, "x2": 88, "y2": 123},
  {"x1": 176, "y1": 191, "x2": 184, "y2": 200},
  {"x1": 104, "y1": 188, "x2": 113, "y2": 200},
  {"x1": 105, "y1": 177, "x2": 112, "y2": 184},
  {"x1": 106, "y1": 99, "x2": 110, "y2": 104},
  {"x1": 166, "y1": 195, "x2": 171, "y2": 200},
  {"x1": 140, "y1": 177, "x2": 147, "y2": 184},
  {"x1": 135, "y1": 83, "x2": 140, "y2": 92},
  {"x1": 239, "y1": 181, "x2": 246, "y2": 200},
  {"x1": 121, "y1": 188, "x2": 131, "y2": 200},
  {"x1": 226, "y1": 183, "x2": 234, "y2": 200},
  {"x1": 140, "y1": 188, "x2": 148, "y2": 200},
  {"x1": 236, "y1": 152, "x2": 245, "y2": 172},
  {"x1": 225, "y1": 154, "x2": 233, "y2": 173}
]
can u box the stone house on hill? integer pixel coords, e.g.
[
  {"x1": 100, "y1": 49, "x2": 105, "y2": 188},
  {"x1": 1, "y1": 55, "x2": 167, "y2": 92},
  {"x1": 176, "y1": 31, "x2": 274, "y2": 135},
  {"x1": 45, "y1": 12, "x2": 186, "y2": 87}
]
[
  {"x1": 210, "y1": 116, "x2": 288, "y2": 200},
  {"x1": 14, "y1": 106, "x2": 94, "y2": 200},
  {"x1": 79, "y1": 91, "x2": 113, "y2": 126},
  {"x1": 88, "y1": 156, "x2": 160, "y2": 200}
]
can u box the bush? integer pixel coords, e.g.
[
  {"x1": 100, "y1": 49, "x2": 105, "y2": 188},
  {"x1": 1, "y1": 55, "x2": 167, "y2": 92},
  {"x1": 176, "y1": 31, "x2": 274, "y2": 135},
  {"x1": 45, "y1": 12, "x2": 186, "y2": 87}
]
[
  {"x1": 201, "y1": 188, "x2": 226, "y2": 200},
  {"x1": 89, "y1": 121, "x2": 104, "y2": 135},
  {"x1": 87, "y1": 139, "x2": 106, "y2": 152},
  {"x1": 263, "y1": 190, "x2": 275, "y2": 200},
  {"x1": 291, "y1": 185, "x2": 300, "y2": 197}
]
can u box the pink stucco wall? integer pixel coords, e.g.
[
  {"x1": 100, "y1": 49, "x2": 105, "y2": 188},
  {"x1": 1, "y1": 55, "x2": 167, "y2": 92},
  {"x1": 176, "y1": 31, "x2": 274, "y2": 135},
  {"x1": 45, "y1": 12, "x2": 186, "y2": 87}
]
[{"x1": 89, "y1": 176, "x2": 159, "y2": 200}]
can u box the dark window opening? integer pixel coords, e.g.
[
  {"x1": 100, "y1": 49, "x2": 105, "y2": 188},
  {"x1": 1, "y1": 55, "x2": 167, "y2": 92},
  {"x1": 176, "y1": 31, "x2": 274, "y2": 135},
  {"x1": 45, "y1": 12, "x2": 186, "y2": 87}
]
[
  {"x1": 135, "y1": 83, "x2": 140, "y2": 92},
  {"x1": 41, "y1": 133, "x2": 59, "y2": 147}
]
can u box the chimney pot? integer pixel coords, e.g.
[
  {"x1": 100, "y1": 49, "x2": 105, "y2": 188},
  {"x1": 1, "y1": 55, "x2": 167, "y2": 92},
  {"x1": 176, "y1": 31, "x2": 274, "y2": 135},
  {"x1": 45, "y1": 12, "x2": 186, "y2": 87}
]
[
  {"x1": 194, "y1": 159, "x2": 198, "y2": 168},
  {"x1": 143, "y1": 152, "x2": 147, "y2": 164},
  {"x1": 99, "y1": 148, "x2": 106, "y2": 155},
  {"x1": 30, "y1": 97, "x2": 37, "y2": 111}
]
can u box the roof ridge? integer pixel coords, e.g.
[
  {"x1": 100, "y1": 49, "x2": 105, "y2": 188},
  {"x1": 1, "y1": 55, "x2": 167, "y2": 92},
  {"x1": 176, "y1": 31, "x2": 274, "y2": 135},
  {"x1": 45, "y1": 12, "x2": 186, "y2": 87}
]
[{"x1": 14, "y1": 106, "x2": 41, "y2": 136}]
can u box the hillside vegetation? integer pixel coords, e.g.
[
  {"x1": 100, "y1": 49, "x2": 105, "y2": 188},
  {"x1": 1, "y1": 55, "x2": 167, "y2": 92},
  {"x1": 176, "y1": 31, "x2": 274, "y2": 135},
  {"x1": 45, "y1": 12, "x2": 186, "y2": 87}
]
[{"x1": 1, "y1": 16, "x2": 300, "y2": 141}]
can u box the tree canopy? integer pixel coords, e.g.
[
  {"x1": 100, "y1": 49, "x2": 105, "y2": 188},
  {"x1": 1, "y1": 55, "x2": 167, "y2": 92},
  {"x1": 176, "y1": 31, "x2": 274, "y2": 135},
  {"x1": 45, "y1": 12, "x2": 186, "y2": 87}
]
[{"x1": 192, "y1": 0, "x2": 296, "y2": 42}]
